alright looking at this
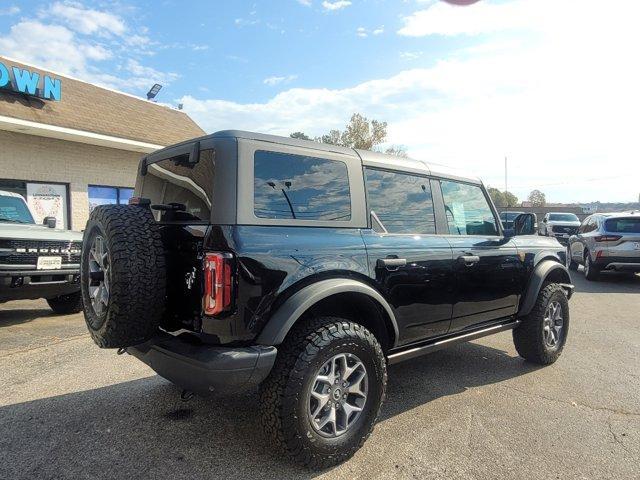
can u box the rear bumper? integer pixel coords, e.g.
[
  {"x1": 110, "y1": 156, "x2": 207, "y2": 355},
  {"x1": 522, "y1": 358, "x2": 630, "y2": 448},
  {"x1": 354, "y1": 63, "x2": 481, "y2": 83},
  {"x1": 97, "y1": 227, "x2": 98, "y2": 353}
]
[
  {"x1": 595, "y1": 256, "x2": 640, "y2": 272},
  {"x1": 127, "y1": 332, "x2": 277, "y2": 395},
  {"x1": 0, "y1": 268, "x2": 80, "y2": 302}
]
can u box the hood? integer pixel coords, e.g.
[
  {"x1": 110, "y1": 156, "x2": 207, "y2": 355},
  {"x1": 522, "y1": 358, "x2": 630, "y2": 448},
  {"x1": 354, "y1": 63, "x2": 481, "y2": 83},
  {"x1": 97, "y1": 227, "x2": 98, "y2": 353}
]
[{"x1": 0, "y1": 222, "x2": 83, "y2": 242}]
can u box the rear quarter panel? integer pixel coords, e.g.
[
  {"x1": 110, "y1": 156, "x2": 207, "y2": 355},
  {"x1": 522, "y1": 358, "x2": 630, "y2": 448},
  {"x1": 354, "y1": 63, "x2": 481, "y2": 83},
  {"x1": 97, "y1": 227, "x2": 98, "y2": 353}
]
[{"x1": 201, "y1": 225, "x2": 370, "y2": 344}]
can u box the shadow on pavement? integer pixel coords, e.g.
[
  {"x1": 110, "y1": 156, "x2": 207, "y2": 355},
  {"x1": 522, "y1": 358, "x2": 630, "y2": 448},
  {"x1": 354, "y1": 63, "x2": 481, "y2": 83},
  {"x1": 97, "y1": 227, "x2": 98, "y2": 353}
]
[
  {"x1": 0, "y1": 306, "x2": 53, "y2": 327},
  {"x1": 570, "y1": 269, "x2": 640, "y2": 294},
  {"x1": 0, "y1": 341, "x2": 537, "y2": 480}
]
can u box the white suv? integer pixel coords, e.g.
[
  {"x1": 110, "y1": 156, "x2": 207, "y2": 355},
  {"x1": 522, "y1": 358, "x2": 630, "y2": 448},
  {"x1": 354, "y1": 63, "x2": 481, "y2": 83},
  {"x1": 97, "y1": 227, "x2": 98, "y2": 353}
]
[{"x1": 0, "y1": 190, "x2": 83, "y2": 313}]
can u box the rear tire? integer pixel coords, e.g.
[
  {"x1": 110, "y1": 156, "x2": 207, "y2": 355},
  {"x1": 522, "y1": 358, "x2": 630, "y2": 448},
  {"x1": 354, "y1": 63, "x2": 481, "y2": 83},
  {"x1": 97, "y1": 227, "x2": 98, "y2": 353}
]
[
  {"x1": 259, "y1": 316, "x2": 387, "y2": 469},
  {"x1": 81, "y1": 205, "x2": 166, "y2": 348},
  {"x1": 513, "y1": 283, "x2": 569, "y2": 365},
  {"x1": 47, "y1": 291, "x2": 83, "y2": 314},
  {"x1": 584, "y1": 252, "x2": 600, "y2": 281}
]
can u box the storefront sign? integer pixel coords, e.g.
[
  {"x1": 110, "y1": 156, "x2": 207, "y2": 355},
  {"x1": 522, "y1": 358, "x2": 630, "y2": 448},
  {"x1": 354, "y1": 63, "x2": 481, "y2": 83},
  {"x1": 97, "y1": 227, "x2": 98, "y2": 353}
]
[
  {"x1": 0, "y1": 61, "x2": 61, "y2": 101},
  {"x1": 26, "y1": 183, "x2": 68, "y2": 229}
]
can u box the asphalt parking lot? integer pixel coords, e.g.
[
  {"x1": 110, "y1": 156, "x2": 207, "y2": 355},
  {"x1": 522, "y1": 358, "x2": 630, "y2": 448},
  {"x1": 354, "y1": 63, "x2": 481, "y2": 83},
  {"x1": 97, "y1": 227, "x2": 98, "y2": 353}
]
[{"x1": 1, "y1": 271, "x2": 639, "y2": 480}]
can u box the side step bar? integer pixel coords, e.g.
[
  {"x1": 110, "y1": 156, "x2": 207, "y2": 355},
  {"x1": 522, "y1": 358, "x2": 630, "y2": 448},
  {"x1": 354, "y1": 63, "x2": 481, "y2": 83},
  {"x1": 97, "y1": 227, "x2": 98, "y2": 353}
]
[{"x1": 387, "y1": 320, "x2": 521, "y2": 365}]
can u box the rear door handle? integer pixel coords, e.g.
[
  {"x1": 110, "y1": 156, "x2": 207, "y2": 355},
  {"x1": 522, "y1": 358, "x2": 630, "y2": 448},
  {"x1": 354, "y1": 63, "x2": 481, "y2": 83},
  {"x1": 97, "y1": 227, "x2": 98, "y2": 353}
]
[
  {"x1": 457, "y1": 255, "x2": 480, "y2": 266},
  {"x1": 377, "y1": 258, "x2": 407, "y2": 270}
]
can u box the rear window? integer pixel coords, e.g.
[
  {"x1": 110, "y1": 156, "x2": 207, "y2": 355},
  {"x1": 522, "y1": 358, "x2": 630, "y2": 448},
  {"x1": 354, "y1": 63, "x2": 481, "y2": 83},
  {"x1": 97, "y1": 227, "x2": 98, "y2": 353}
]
[
  {"x1": 605, "y1": 217, "x2": 640, "y2": 233},
  {"x1": 140, "y1": 149, "x2": 214, "y2": 222},
  {"x1": 549, "y1": 213, "x2": 579, "y2": 221},
  {"x1": 253, "y1": 150, "x2": 351, "y2": 221}
]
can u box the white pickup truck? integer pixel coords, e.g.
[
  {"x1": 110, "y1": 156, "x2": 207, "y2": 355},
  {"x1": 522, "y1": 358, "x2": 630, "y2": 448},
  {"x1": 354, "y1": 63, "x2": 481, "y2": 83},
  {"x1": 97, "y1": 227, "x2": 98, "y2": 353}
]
[{"x1": 0, "y1": 190, "x2": 83, "y2": 313}]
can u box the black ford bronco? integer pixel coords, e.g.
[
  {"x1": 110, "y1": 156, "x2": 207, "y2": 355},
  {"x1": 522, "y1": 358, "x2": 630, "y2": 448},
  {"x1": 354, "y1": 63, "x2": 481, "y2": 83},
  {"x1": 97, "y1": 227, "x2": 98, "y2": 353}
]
[{"x1": 81, "y1": 130, "x2": 574, "y2": 469}]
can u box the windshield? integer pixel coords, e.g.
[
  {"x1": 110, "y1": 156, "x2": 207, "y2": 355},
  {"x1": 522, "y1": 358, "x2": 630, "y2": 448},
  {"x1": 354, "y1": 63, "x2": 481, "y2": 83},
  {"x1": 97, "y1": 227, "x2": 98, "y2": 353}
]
[
  {"x1": 605, "y1": 217, "x2": 640, "y2": 233},
  {"x1": 549, "y1": 213, "x2": 579, "y2": 222},
  {"x1": 0, "y1": 195, "x2": 35, "y2": 224}
]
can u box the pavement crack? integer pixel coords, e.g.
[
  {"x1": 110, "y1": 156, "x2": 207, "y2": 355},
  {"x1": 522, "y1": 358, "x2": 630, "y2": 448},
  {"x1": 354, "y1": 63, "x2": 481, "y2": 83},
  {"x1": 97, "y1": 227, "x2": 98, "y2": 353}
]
[
  {"x1": 500, "y1": 384, "x2": 640, "y2": 417},
  {"x1": 607, "y1": 417, "x2": 632, "y2": 454}
]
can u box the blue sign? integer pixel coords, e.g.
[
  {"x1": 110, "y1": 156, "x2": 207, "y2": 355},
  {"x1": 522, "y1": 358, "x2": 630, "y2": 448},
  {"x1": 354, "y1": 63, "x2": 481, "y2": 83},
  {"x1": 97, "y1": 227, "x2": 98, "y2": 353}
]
[{"x1": 0, "y1": 61, "x2": 61, "y2": 101}]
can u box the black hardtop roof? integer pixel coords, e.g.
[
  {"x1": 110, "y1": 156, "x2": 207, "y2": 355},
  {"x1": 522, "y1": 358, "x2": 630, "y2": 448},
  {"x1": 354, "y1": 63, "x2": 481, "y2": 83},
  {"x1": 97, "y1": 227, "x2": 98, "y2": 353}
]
[{"x1": 144, "y1": 129, "x2": 481, "y2": 184}]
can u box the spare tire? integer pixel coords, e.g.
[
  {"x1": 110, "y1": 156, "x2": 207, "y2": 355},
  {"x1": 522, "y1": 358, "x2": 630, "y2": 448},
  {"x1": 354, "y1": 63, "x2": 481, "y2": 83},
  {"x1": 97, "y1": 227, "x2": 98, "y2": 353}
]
[{"x1": 81, "y1": 205, "x2": 166, "y2": 348}]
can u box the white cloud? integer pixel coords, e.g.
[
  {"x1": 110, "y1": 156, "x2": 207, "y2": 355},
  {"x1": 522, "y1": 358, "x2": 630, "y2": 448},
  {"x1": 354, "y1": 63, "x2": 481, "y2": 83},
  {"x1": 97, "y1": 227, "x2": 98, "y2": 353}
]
[
  {"x1": 182, "y1": 0, "x2": 640, "y2": 203},
  {"x1": 400, "y1": 51, "x2": 422, "y2": 60},
  {"x1": 48, "y1": 1, "x2": 126, "y2": 36},
  {"x1": 0, "y1": 3, "x2": 177, "y2": 95},
  {"x1": 296, "y1": 0, "x2": 312, "y2": 6},
  {"x1": 356, "y1": 27, "x2": 367, "y2": 38},
  {"x1": 0, "y1": 6, "x2": 20, "y2": 15},
  {"x1": 263, "y1": 75, "x2": 298, "y2": 86},
  {"x1": 322, "y1": 1, "x2": 351, "y2": 12},
  {"x1": 372, "y1": 26, "x2": 384, "y2": 35}
]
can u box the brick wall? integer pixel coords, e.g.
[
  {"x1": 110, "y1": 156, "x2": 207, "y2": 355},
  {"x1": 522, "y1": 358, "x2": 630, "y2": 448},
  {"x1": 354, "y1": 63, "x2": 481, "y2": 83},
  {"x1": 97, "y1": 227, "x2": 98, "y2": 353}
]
[{"x1": 0, "y1": 130, "x2": 141, "y2": 230}]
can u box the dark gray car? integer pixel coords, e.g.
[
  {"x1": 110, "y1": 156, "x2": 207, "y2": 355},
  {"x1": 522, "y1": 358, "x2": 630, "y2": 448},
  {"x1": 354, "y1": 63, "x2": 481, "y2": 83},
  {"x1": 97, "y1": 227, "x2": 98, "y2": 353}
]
[{"x1": 566, "y1": 211, "x2": 640, "y2": 280}]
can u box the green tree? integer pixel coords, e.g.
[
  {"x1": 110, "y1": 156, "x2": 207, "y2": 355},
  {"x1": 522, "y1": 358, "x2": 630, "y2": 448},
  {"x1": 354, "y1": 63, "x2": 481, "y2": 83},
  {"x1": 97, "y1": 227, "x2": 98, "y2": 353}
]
[
  {"x1": 290, "y1": 113, "x2": 396, "y2": 152},
  {"x1": 290, "y1": 131, "x2": 311, "y2": 140},
  {"x1": 488, "y1": 188, "x2": 519, "y2": 207},
  {"x1": 528, "y1": 189, "x2": 546, "y2": 207},
  {"x1": 488, "y1": 187, "x2": 506, "y2": 207}
]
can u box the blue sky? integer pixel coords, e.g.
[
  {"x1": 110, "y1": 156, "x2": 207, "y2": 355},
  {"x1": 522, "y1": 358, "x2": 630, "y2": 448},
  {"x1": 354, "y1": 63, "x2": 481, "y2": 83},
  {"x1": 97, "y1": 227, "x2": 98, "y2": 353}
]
[{"x1": 1, "y1": 0, "x2": 639, "y2": 204}]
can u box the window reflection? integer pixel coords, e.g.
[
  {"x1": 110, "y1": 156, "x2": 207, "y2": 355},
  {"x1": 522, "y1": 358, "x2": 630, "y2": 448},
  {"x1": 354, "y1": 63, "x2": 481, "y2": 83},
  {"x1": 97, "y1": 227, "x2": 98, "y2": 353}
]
[
  {"x1": 440, "y1": 180, "x2": 498, "y2": 236},
  {"x1": 254, "y1": 150, "x2": 351, "y2": 221}
]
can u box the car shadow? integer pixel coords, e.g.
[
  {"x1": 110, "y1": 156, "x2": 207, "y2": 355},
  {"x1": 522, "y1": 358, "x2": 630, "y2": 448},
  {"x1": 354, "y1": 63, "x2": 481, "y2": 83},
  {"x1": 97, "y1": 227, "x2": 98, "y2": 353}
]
[
  {"x1": 570, "y1": 269, "x2": 640, "y2": 294},
  {"x1": 0, "y1": 341, "x2": 538, "y2": 480},
  {"x1": 0, "y1": 306, "x2": 54, "y2": 327}
]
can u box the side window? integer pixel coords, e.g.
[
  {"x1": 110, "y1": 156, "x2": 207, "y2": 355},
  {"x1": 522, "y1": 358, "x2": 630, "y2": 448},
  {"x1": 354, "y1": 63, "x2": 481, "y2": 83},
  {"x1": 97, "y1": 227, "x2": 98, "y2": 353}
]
[
  {"x1": 440, "y1": 181, "x2": 498, "y2": 236},
  {"x1": 578, "y1": 217, "x2": 590, "y2": 234},
  {"x1": 254, "y1": 150, "x2": 351, "y2": 221},
  {"x1": 364, "y1": 169, "x2": 436, "y2": 234}
]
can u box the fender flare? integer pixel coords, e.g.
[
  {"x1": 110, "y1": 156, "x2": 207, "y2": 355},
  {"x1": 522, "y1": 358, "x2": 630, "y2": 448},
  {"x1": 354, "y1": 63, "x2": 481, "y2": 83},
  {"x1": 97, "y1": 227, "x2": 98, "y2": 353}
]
[
  {"x1": 518, "y1": 260, "x2": 573, "y2": 317},
  {"x1": 256, "y1": 278, "x2": 399, "y2": 347}
]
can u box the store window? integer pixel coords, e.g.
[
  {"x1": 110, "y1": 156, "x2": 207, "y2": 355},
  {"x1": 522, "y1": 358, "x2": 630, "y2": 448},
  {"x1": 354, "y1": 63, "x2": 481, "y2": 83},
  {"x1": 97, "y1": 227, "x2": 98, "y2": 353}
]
[
  {"x1": 88, "y1": 185, "x2": 134, "y2": 211},
  {"x1": 0, "y1": 179, "x2": 69, "y2": 229}
]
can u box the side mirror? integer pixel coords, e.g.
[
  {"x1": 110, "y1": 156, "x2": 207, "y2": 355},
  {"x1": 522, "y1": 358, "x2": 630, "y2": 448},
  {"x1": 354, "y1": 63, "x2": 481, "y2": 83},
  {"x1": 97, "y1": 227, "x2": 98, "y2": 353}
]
[
  {"x1": 43, "y1": 216, "x2": 57, "y2": 229},
  {"x1": 542, "y1": 218, "x2": 547, "y2": 222},
  {"x1": 512, "y1": 213, "x2": 537, "y2": 236}
]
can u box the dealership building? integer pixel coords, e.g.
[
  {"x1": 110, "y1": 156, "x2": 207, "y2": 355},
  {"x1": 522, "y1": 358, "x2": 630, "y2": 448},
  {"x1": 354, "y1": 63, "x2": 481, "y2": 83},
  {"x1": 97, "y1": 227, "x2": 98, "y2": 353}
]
[{"x1": 0, "y1": 55, "x2": 204, "y2": 230}]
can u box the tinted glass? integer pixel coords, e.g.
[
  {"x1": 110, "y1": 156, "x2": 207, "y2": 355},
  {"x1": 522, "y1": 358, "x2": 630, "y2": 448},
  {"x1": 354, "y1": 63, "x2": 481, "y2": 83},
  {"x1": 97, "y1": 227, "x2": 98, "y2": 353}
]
[
  {"x1": 365, "y1": 169, "x2": 435, "y2": 234},
  {"x1": 0, "y1": 195, "x2": 34, "y2": 224},
  {"x1": 140, "y1": 149, "x2": 214, "y2": 222},
  {"x1": 605, "y1": 217, "x2": 640, "y2": 233},
  {"x1": 440, "y1": 181, "x2": 498, "y2": 235},
  {"x1": 254, "y1": 150, "x2": 351, "y2": 221},
  {"x1": 549, "y1": 213, "x2": 579, "y2": 221}
]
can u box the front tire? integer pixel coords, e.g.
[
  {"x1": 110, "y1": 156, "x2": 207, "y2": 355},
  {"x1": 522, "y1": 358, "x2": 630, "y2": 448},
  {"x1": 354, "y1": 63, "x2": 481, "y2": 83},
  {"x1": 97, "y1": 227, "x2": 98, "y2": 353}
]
[
  {"x1": 584, "y1": 252, "x2": 600, "y2": 281},
  {"x1": 47, "y1": 291, "x2": 83, "y2": 314},
  {"x1": 513, "y1": 283, "x2": 569, "y2": 365},
  {"x1": 260, "y1": 316, "x2": 387, "y2": 469},
  {"x1": 566, "y1": 246, "x2": 578, "y2": 271}
]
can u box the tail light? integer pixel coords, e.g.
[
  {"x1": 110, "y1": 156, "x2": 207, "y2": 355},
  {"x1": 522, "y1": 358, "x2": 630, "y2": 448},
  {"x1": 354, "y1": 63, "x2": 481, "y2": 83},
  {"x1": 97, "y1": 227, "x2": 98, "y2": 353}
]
[
  {"x1": 203, "y1": 252, "x2": 234, "y2": 316},
  {"x1": 594, "y1": 235, "x2": 622, "y2": 242}
]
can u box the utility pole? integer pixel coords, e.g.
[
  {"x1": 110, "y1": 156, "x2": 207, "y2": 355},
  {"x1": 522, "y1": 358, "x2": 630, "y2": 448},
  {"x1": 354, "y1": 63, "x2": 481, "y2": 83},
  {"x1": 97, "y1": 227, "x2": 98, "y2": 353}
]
[{"x1": 504, "y1": 156, "x2": 508, "y2": 213}]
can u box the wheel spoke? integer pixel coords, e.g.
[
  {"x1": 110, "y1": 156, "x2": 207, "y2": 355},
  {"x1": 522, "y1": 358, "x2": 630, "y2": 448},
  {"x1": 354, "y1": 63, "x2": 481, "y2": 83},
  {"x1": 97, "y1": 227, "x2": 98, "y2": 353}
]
[{"x1": 310, "y1": 390, "x2": 330, "y2": 417}]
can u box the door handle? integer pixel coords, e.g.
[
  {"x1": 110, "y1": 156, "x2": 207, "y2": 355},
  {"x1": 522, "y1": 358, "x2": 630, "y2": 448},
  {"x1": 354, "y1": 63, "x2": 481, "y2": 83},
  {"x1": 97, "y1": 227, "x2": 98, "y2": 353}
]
[
  {"x1": 457, "y1": 255, "x2": 480, "y2": 266},
  {"x1": 377, "y1": 258, "x2": 407, "y2": 270}
]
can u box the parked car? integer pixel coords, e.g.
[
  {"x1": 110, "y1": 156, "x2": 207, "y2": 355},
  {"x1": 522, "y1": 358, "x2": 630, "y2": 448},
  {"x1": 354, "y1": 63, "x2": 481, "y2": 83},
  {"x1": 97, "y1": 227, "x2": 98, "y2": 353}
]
[
  {"x1": 80, "y1": 131, "x2": 574, "y2": 469},
  {"x1": 566, "y1": 211, "x2": 640, "y2": 280},
  {"x1": 499, "y1": 210, "x2": 525, "y2": 230},
  {"x1": 0, "y1": 190, "x2": 83, "y2": 313},
  {"x1": 539, "y1": 212, "x2": 581, "y2": 244}
]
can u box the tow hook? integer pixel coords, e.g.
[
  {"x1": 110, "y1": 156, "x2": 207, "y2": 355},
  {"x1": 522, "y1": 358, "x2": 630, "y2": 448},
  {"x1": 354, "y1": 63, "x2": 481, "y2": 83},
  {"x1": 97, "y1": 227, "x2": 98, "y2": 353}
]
[
  {"x1": 180, "y1": 390, "x2": 194, "y2": 402},
  {"x1": 116, "y1": 347, "x2": 127, "y2": 355}
]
